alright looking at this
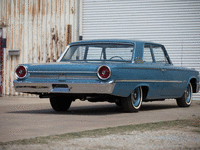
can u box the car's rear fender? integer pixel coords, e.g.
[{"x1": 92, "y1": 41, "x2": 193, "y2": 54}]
[{"x1": 111, "y1": 82, "x2": 150, "y2": 98}]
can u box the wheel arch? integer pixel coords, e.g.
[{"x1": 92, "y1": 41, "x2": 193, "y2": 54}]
[
  {"x1": 141, "y1": 86, "x2": 149, "y2": 100},
  {"x1": 133, "y1": 84, "x2": 149, "y2": 100},
  {"x1": 189, "y1": 77, "x2": 198, "y2": 93}
]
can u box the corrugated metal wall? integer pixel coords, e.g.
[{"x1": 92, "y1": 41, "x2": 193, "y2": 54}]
[
  {"x1": 0, "y1": 29, "x2": 3, "y2": 97},
  {"x1": 0, "y1": 0, "x2": 78, "y2": 96},
  {"x1": 82, "y1": 0, "x2": 200, "y2": 100}
]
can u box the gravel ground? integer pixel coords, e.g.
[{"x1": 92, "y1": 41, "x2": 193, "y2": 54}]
[{"x1": 2, "y1": 128, "x2": 200, "y2": 150}]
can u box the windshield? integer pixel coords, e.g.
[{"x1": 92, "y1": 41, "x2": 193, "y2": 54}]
[{"x1": 60, "y1": 43, "x2": 134, "y2": 62}]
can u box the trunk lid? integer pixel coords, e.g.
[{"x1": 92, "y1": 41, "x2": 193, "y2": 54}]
[
  {"x1": 21, "y1": 61, "x2": 130, "y2": 81},
  {"x1": 25, "y1": 61, "x2": 129, "y2": 72}
]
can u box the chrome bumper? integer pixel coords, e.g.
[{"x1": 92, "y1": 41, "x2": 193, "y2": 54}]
[{"x1": 13, "y1": 80, "x2": 116, "y2": 94}]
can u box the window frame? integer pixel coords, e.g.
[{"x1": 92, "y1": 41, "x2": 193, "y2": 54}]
[
  {"x1": 60, "y1": 43, "x2": 135, "y2": 62},
  {"x1": 143, "y1": 44, "x2": 154, "y2": 63},
  {"x1": 143, "y1": 43, "x2": 170, "y2": 64}
]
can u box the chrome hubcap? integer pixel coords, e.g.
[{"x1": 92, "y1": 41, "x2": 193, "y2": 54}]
[
  {"x1": 133, "y1": 91, "x2": 138, "y2": 100},
  {"x1": 186, "y1": 85, "x2": 191, "y2": 104},
  {"x1": 131, "y1": 88, "x2": 141, "y2": 107}
]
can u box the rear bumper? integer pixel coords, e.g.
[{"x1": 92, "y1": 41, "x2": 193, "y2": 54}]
[{"x1": 13, "y1": 80, "x2": 116, "y2": 94}]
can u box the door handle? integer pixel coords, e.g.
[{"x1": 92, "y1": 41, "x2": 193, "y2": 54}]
[{"x1": 161, "y1": 69, "x2": 166, "y2": 72}]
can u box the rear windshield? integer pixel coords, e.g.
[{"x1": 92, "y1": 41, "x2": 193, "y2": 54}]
[{"x1": 60, "y1": 43, "x2": 134, "y2": 62}]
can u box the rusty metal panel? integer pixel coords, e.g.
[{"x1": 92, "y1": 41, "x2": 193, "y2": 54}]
[
  {"x1": 0, "y1": 30, "x2": 2, "y2": 97},
  {"x1": 46, "y1": 0, "x2": 52, "y2": 63},
  {"x1": 5, "y1": 0, "x2": 11, "y2": 95},
  {"x1": 32, "y1": 0, "x2": 37, "y2": 64},
  {"x1": 1, "y1": 0, "x2": 7, "y2": 96},
  {"x1": 60, "y1": 0, "x2": 66, "y2": 57},
  {"x1": 0, "y1": 0, "x2": 7, "y2": 25},
  {"x1": 0, "y1": 1, "x2": 2, "y2": 22},
  {"x1": 38, "y1": 0, "x2": 42, "y2": 63},
  {"x1": 28, "y1": 0, "x2": 33, "y2": 63},
  {"x1": 19, "y1": 0, "x2": 25, "y2": 65},
  {"x1": 41, "y1": 0, "x2": 47, "y2": 63},
  {"x1": 51, "y1": 0, "x2": 56, "y2": 62},
  {"x1": 1, "y1": 0, "x2": 75, "y2": 96},
  {"x1": 10, "y1": 0, "x2": 15, "y2": 95}
]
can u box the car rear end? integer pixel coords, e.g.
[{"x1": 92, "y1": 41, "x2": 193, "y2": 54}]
[{"x1": 13, "y1": 63, "x2": 116, "y2": 97}]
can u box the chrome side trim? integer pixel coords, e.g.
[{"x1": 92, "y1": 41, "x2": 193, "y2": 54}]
[
  {"x1": 116, "y1": 79, "x2": 185, "y2": 83},
  {"x1": 29, "y1": 75, "x2": 97, "y2": 80},
  {"x1": 28, "y1": 71, "x2": 96, "y2": 74}
]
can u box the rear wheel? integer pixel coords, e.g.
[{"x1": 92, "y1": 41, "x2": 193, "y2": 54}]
[
  {"x1": 50, "y1": 96, "x2": 73, "y2": 111},
  {"x1": 122, "y1": 87, "x2": 143, "y2": 112},
  {"x1": 176, "y1": 82, "x2": 193, "y2": 107}
]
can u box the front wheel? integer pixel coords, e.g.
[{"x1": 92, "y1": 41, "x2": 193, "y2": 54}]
[
  {"x1": 122, "y1": 87, "x2": 143, "y2": 112},
  {"x1": 176, "y1": 82, "x2": 193, "y2": 107},
  {"x1": 50, "y1": 96, "x2": 73, "y2": 111}
]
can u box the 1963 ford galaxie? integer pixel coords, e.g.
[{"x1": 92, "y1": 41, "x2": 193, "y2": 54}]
[{"x1": 14, "y1": 40, "x2": 200, "y2": 112}]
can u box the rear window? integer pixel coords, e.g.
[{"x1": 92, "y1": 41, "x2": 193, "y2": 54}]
[{"x1": 61, "y1": 43, "x2": 134, "y2": 62}]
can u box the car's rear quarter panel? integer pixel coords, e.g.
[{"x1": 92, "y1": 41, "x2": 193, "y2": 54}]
[{"x1": 110, "y1": 63, "x2": 199, "y2": 99}]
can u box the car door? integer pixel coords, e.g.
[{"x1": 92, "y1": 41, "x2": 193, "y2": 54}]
[
  {"x1": 151, "y1": 44, "x2": 182, "y2": 98},
  {"x1": 142, "y1": 44, "x2": 166, "y2": 99}
]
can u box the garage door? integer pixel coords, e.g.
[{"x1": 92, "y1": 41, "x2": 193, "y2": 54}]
[{"x1": 82, "y1": 0, "x2": 200, "y2": 100}]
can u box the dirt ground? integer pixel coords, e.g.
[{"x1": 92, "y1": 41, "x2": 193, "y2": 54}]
[
  {"x1": 1, "y1": 120, "x2": 200, "y2": 150},
  {"x1": 0, "y1": 96, "x2": 200, "y2": 149}
]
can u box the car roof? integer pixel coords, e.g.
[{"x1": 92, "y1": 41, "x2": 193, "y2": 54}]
[{"x1": 69, "y1": 39, "x2": 162, "y2": 46}]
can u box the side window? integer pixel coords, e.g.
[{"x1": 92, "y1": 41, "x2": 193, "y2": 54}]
[
  {"x1": 152, "y1": 46, "x2": 168, "y2": 64},
  {"x1": 75, "y1": 46, "x2": 85, "y2": 60},
  {"x1": 143, "y1": 45, "x2": 153, "y2": 63},
  {"x1": 87, "y1": 47, "x2": 103, "y2": 60},
  {"x1": 106, "y1": 47, "x2": 133, "y2": 60}
]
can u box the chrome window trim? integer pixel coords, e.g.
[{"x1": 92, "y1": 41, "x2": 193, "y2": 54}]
[
  {"x1": 58, "y1": 43, "x2": 135, "y2": 62},
  {"x1": 57, "y1": 45, "x2": 70, "y2": 62}
]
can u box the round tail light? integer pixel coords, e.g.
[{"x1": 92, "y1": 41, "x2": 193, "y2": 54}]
[
  {"x1": 15, "y1": 65, "x2": 27, "y2": 79},
  {"x1": 97, "y1": 65, "x2": 111, "y2": 80}
]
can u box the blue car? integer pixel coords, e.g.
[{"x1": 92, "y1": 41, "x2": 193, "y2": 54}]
[{"x1": 14, "y1": 39, "x2": 200, "y2": 112}]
